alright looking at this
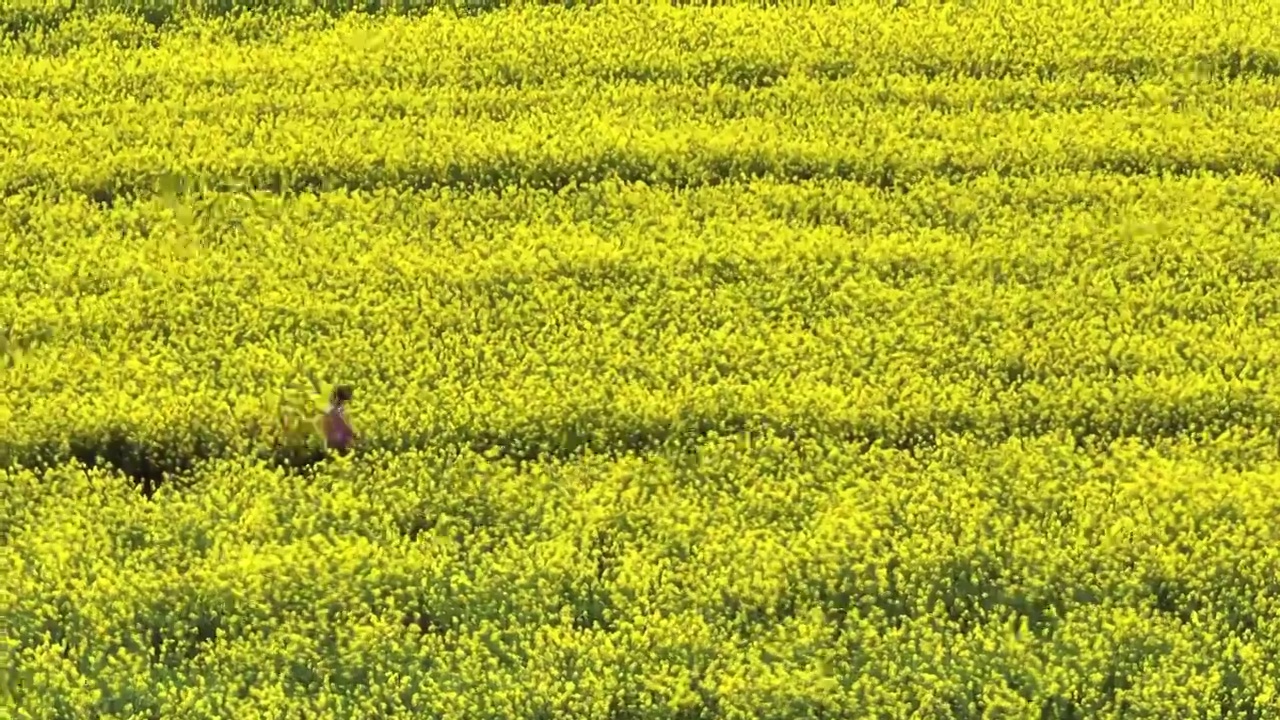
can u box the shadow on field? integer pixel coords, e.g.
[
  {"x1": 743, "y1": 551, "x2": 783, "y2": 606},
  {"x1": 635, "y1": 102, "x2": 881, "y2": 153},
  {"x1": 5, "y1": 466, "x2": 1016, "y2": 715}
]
[{"x1": 43, "y1": 430, "x2": 330, "y2": 500}]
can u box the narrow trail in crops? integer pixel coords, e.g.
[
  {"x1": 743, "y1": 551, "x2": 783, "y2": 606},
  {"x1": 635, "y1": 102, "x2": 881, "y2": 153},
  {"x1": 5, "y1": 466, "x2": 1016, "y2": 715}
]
[{"x1": 20, "y1": 407, "x2": 1268, "y2": 500}]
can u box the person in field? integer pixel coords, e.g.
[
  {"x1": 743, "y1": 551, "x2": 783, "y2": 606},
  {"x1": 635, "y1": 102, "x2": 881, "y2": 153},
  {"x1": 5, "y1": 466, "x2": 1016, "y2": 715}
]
[{"x1": 321, "y1": 384, "x2": 357, "y2": 454}]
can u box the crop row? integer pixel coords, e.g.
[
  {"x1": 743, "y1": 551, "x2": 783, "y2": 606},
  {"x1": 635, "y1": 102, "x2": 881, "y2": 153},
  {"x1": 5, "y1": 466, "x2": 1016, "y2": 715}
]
[
  {"x1": 5, "y1": 432, "x2": 1280, "y2": 718},
  {"x1": 1, "y1": 8, "x2": 1280, "y2": 193},
  {"x1": 7, "y1": 427, "x2": 1280, "y2": 712},
  {"x1": 5, "y1": 2, "x2": 1280, "y2": 82},
  {"x1": 3, "y1": 175, "x2": 1280, "y2": 473},
  {"x1": 4, "y1": 66, "x2": 1280, "y2": 197},
  {"x1": 2, "y1": 6, "x2": 1279, "y2": 200}
]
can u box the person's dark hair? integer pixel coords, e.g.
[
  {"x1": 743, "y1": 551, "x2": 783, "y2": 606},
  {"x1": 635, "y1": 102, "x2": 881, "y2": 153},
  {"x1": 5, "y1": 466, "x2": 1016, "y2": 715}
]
[{"x1": 331, "y1": 385, "x2": 354, "y2": 404}]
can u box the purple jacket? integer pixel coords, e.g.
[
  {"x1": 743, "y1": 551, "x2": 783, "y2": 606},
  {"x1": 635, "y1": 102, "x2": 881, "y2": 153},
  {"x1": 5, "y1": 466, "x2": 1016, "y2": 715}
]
[{"x1": 322, "y1": 405, "x2": 355, "y2": 450}]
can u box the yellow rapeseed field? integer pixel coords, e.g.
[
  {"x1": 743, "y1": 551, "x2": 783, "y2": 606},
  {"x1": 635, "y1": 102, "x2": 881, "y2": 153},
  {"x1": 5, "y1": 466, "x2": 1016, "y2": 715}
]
[{"x1": 5, "y1": 1, "x2": 1280, "y2": 718}]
